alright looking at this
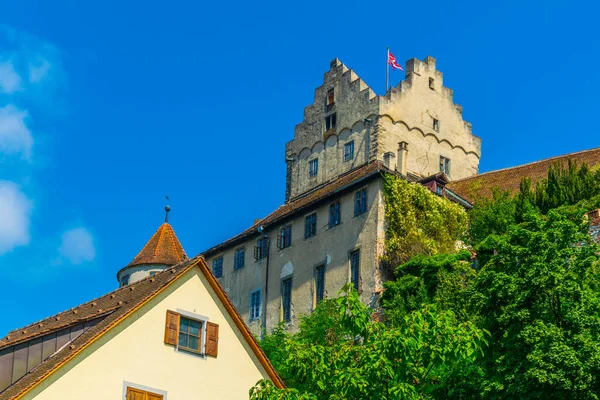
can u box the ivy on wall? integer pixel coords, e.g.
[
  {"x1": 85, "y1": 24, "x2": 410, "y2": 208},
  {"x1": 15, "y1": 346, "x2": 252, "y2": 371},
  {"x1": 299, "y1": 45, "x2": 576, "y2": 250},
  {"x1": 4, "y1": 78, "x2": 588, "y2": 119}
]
[{"x1": 382, "y1": 174, "x2": 467, "y2": 268}]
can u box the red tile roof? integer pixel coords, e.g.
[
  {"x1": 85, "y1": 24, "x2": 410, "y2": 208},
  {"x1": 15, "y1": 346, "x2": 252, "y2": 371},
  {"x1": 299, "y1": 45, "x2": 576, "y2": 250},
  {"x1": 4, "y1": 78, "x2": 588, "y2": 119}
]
[
  {"x1": 0, "y1": 256, "x2": 284, "y2": 399},
  {"x1": 448, "y1": 148, "x2": 600, "y2": 203},
  {"x1": 126, "y1": 223, "x2": 187, "y2": 268}
]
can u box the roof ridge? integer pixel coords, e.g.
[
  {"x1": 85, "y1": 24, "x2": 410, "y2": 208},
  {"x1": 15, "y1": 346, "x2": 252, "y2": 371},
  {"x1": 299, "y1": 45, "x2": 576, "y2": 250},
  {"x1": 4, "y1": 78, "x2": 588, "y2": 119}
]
[
  {"x1": 451, "y1": 147, "x2": 600, "y2": 184},
  {"x1": 4, "y1": 257, "x2": 198, "y2": 339}
]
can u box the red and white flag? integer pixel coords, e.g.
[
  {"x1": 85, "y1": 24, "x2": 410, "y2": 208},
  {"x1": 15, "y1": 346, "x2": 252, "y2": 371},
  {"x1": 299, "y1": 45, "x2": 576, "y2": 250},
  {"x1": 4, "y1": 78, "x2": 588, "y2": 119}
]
[{"x1": 388, "y1": 51, "x2": 403, "y2": 71}]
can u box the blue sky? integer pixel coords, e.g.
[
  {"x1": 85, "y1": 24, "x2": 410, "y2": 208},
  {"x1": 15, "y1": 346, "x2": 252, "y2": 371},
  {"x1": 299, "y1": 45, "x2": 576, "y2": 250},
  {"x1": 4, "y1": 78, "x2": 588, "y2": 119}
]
[{"x1": 0, "y1": 0, "x2": 598, "y2": 335}]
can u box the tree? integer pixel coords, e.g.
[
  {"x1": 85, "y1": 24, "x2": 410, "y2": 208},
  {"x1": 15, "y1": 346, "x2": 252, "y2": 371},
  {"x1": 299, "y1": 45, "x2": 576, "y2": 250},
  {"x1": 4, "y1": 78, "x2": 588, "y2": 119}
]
[
  {"x1": 251, "y1": 285, "x2": 486, "y2": 400},
  {"x1": 471, "y1": 207, "x2": 600, "y2": 398}
]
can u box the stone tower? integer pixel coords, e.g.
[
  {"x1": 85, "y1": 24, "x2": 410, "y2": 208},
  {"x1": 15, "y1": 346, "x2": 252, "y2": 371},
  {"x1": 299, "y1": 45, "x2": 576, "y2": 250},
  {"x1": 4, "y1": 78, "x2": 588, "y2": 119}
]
[
  {"x1": 116, "y1": 209, "x2": 187, "y2": 286},
  {"x1": 284, "y1": 56, "x2": 481, "y2": 201}
]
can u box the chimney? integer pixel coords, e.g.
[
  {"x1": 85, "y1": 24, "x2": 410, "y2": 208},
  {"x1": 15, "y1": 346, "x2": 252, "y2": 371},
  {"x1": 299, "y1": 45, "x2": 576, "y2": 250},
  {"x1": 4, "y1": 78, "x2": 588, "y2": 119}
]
[{"x1": 397, "y1": 142, "x2": 408, "y2": 175}]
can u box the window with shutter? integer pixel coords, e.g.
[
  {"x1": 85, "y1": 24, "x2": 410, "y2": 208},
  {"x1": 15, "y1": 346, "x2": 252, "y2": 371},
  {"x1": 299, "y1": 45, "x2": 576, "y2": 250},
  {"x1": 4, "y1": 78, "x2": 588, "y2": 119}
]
[
  {"x1": 126, "y1": 387, "x2": 164, "y2": 400},
  {"x1": 164, "y1": 310, "x2": 180, "y2": 346},
  {"x1": 205, "y1": 322, "x2": 219, "y2": 357}
]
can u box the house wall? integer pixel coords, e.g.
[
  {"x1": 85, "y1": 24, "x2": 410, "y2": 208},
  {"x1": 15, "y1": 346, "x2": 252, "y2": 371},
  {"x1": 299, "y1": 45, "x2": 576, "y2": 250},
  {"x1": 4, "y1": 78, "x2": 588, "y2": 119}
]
[
  {"x1": 207, "y1": 179, "x2": 384, "y2": 335},
  {"x1": 22, "y1": 268, "x2": 272, "y2": 400}
]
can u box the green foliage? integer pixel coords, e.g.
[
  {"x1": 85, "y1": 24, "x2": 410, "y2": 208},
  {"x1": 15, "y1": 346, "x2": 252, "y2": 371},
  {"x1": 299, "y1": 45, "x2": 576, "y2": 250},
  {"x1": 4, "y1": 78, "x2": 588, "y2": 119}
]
[
  {"x1": 381, "y1": 251, "x2": 475, "y2": 324},
  {"x1": 251, "y1": 284, "x2": 486, "y2": 400},
  {"x1": 468, "y1": 188, "x2": 517, "y2": 244},
  {"x1": 471, "y1": 207, "x2": 600, "y2": 398},
  {"x1": 468, "y1": 161, "x2": 600, "y2": 246},
  {"x1": 382, "y1": 174, "x2": 468, "y2": 267}
]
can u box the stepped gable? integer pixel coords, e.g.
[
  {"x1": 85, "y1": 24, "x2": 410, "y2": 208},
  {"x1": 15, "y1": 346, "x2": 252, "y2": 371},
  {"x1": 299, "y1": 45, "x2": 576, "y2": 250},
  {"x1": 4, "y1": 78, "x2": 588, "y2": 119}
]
[
  {"x1": 448, "y1": 147, "x2": 600, "y2": 203},
  {"x1": 0, "y1": 256, "x2": 284, "y2": 398},
  {"x1": 126, "y1": 222, "x2": 187, "y2": 268}
]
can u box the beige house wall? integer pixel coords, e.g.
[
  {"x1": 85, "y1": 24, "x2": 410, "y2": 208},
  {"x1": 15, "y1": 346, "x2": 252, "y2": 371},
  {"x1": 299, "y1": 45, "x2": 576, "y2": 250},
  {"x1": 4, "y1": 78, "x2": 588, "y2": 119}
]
[
  {"x1": 22, "y1": 268, "x2": 272, "y2": 400},
  {"x1": 208, "y1": 179, "x2": 383, "y2": 335}
]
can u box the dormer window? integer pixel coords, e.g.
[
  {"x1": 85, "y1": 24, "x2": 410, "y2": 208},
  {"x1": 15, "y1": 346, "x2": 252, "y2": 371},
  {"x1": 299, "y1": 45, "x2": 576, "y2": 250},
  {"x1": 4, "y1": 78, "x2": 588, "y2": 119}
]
[
  {"x1": 429, "y1": 77, "x2": 435, "y2": 90},
  {"x1": 432, "y1": 118, "x2": 440, "y2": 132},
  {"x1": 326, "y1": 88, "x2": 335, "y2": 112},
  {"x1": 325, "y1": 113, "x2": 336, "y2": 132}
]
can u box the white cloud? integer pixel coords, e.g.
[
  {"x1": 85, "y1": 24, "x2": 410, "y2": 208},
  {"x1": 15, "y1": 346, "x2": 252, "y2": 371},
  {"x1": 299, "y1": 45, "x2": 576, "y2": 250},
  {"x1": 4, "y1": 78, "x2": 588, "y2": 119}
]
[
  {"x1": 0, "y1": 105, "x2": 33, "y2": 160},
  {"x1": 58, "y1": 228, "x2": 95, "y2": 265},
  {"x1": 0, "y1": 61, "x2": 22, "y2": 93},
  {"x1": 28, "y1": 59, "x2": 51, "y2": 84},
  {"x1": 0, "y1": 181, "x2": 32, "y2": 255}
]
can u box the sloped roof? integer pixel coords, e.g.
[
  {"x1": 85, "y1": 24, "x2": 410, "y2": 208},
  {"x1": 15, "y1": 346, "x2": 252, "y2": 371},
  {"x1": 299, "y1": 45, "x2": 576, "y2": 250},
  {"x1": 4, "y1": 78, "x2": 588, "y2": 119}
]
[
  {"x1": 203, "y1": 161, "x2": 470, "y2": 256},
  {"x1": 203, "y1": 162, "x2": 388, "y2": 256},
  {"x1": 448, "y1": 147, "x2": 600, "y2": 203},
  {"x1": 0, "y1": 257, "x2": 284, "y2": 399},
  {"x1": 126, "y1": 222, "x2": 187, "y2": 268}
]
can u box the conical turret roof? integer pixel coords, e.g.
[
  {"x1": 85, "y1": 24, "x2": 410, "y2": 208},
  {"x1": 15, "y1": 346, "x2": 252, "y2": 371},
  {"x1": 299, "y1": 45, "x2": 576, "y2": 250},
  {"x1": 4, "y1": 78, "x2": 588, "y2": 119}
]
[{"x1": 126, "y1": 222, "x2": 187, "y2": 268}]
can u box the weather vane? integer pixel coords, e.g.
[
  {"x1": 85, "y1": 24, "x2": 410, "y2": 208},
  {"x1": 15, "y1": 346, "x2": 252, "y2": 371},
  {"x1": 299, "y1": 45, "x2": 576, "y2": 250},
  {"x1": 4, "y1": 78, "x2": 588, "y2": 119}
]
[{"x1": 165, "y1": 195, "x2": 170, "y2": 223}]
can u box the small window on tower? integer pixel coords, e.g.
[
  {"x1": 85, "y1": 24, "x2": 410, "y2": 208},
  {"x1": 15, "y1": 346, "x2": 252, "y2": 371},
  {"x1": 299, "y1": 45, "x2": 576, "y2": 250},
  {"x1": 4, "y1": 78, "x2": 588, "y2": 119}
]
[
  {"x1": 325, "y1": 113, "x2": 337, "y2": 132},
  {"x1": 432, "y1": 118, "x2": 440, "y2": 132},
  {"x1": 439, "y1": 156, "x2": 451, "y2": 175},
  {"x1": 429, "y1": 77, "x2": 435, "y2": 90},
  {"x1": 326, "y1": 88, "x2": 335, "y2": 112}
]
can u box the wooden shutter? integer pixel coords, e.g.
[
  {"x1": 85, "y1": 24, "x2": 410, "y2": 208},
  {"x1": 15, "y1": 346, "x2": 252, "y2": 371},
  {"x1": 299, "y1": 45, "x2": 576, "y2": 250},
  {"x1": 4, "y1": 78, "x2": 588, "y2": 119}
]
[
  {"x1": 146, "y1": 393, "x2": 164, "y2": 400},
  {"x1": 164, "y1": 310, "x2": 180, "y2": 346},
  {"x1": 126, "y1": 387, "x2": 146, "y2": 400},
  {"x1": 205, "y1": 322, "x2": 219, "y2": 357}
]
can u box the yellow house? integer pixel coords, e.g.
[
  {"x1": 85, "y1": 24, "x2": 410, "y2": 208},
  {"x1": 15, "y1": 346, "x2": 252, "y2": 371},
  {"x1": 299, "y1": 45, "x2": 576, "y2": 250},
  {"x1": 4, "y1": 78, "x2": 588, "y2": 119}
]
[{"x1": 0, "y1": 221, "x2": 284, "y2": 399}]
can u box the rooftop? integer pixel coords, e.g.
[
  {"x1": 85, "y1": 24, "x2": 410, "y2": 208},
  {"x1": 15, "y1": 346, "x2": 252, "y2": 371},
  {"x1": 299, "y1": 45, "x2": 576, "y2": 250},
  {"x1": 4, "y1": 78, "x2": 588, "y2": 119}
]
[
  {"x1": 125, "y1": 222, "x2": 187, "y2": 269},
  {"x1": 0, "y1": 256, "x2": 283, "y2": 398},
  {"x1": 447, "y1": 147, "x2": 600, "y2": 203}
]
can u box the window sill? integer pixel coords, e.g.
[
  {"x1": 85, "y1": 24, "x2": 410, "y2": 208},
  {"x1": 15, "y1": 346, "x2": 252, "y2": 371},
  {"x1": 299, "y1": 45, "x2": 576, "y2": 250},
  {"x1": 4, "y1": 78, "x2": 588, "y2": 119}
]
[
  {"x1": 328, "y1": 222, "x2": 343, "y2": 230},
  {"x1": 233, "y1": 266, "x2": 245, "y2": 272},
  {"x1": 176, "y1": 346, "x2": 206, "y2": 358}
]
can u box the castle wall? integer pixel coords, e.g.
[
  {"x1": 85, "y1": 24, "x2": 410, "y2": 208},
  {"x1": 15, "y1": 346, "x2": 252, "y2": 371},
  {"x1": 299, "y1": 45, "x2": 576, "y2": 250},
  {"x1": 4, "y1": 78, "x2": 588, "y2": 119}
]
[{"x1": 206, "y1": 179, "x2": 383, "y2": 335}]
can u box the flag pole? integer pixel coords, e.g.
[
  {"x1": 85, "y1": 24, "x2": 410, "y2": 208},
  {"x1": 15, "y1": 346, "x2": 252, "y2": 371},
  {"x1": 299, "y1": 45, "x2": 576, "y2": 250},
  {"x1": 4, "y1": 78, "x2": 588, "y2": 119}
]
[{"x1": 386, "y1": 47, "x2": 389, "y2": 93}]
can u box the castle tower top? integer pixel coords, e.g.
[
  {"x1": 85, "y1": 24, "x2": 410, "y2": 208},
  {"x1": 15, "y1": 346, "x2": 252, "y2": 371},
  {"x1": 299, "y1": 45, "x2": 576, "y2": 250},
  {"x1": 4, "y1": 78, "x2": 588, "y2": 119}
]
[{"x1": 116, "y1": 210, "x2": 188, "y2": 287}]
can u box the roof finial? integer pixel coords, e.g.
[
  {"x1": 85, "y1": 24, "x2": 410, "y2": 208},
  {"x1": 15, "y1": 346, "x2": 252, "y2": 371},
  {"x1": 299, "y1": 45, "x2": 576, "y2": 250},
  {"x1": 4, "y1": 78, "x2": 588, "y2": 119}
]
[{"x1": 165, "y1": 195, "x2": 170, "y2": 223}]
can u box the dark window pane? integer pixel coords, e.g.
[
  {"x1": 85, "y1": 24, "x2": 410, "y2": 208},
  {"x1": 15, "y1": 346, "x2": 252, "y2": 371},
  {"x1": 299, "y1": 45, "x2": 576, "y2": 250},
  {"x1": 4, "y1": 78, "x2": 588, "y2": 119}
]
[
  {"x1": 26, "y1": 338, "x2": 42, "y2": 372},
  {"x1": 42, "y1": 333, "x2": 57, "y2": 360},
  {"x1": 351, "y1": 250, "x2": 361, "y2": 291},
  {"x1": 180, "y1": 317, "x2": 190, "y2": 333},
  {"x1": 12, "y1": 342, "x2": 28, "y2": 384},
  {"x1": 0, "y1": 347, "x2": 14, "y2": 391},
  {"x1": 56, "y1": 328, "x2": 70, "y2": 350},
  {"x1": 70, "y1": 324, "x2": 84, "y2": 341},
  {"x1": 212, "y1": 257, "x2": 223, "y2": 278},
  {"x1": 189, "y1": 320, "x2": 201, "y2": 336},
  {"x1": 282, "y1": 278, "x2": 293, "y2": 321},
  {"x1": 178, "y1": 332, "x2": 188, "y2": 348},
  {"x1": 189, "y1": 336, "x2": 199, "y2": 351},
  {"x1": 316, "y1": 265, "x2": 326, "y2": 303}
]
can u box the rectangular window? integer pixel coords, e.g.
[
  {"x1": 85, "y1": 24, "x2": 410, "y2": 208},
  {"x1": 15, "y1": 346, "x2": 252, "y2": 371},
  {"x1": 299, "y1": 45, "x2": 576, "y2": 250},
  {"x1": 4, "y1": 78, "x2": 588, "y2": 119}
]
[
  {"x1": 429, "y1": 77, "x2": 435, "y2": 90},
  {"x1": 178, "y1": 316, "x2": 203, "y2": 353},
  {"x1": 433, "y1": 118, "x2": 440, "y2": 132},
  {"x1": 439, "y1": 156, "x2": 451, "y2": 175},
  {"x1": 354, "y1": 188, "x2": 367, "y2": 216},
  {"x1": 329, "y1": 202, "x2": 341, "y2": 228},
  {"x1": 305, "y1": 213, "x2": 317, "y2": 239},
  {"x1": 350, "y1": 250, "x2": 360, "y2": 291},
  {"x1": 120, "y1": 274, "x2": 130, "y2": 287},
  {"x1": 255, "y1": 237, "x2": 269, "y2": 260},
  {"x1": 282, "y1": 278, "x2": 293, "y2": 322},
  {"x1": 250, "y1": 290, "x2": 262, "y2": 321},
  {"x1": 277, "y1": 225, "x2": 292, "y2": 249},
  {"x1": 315, "y1": 264, "x2": 326, "y2": 304},
  {"x1": 325, "y1": 113, "x2": 337, "y2": 131},
  {"x1": 212, "y1": 257, "x2": 223, "y2": 278},
  {"x1": 326, "y1": 88, "x2": 335, "y2": 112},
  {"x1": 309, "y1": 158, "x2": 318, "y2": 177},
  {"x1": 234, "y1": 247, "x2": 245, "y2": 270},
  {"x1": 126, "y1": 386, "x2": 164, "y2": 400},
  {"x1": 344, "y1": 141, "x2": 354, "y2": 162}
]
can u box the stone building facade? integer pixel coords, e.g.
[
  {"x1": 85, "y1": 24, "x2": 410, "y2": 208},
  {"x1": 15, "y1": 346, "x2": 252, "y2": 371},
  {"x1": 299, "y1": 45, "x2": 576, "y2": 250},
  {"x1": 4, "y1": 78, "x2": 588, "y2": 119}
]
[{"x1": 203, "y1": 56, "x2": 477, "y2": 335}]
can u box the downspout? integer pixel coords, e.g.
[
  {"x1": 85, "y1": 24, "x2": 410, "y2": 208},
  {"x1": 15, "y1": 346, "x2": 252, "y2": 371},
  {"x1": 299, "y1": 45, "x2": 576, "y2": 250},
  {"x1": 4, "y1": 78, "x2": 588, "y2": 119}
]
[{"x1": 261, "y1": 231, "x2": 271, "y2": 337}]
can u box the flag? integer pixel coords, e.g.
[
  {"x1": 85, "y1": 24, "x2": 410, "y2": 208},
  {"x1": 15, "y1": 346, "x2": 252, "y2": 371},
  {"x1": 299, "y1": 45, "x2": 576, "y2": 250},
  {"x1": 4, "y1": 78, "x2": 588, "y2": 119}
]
[{"x1": 387, "y1": 51, "x2": 403, "y2": 71}]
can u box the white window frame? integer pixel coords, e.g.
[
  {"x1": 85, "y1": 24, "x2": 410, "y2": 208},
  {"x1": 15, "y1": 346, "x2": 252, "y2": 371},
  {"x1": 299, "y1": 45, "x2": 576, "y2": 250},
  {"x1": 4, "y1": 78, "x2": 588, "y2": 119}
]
[
  {"x1": 175, "y1": 309, "x2": 209, "y2": 356},
  {"x1": 249, "y1": 289, "x2": 262, "y2": 321}
]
